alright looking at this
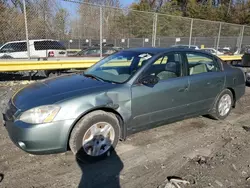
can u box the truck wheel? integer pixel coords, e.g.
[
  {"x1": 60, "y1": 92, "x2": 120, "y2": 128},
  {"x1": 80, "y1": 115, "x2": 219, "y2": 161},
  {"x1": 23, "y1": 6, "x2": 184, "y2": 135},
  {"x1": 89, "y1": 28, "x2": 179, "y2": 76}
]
[
  {"x1": 69, "y1": 110, "x2": 120, "y2": 163},
  {"x1": 209, "y1": 89, "x2": 233, "y2": 120},
  {"x1": 0, "y1": 55, "x2": 13, "y2": 59}
]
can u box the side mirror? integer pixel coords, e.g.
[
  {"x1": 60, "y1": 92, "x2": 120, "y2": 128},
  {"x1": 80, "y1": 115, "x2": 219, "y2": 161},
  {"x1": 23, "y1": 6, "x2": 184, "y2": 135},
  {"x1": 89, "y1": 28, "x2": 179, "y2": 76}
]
[
  {"x1": 139, "y1": 75, "x2": 159, "y2": 86},
  {"x1": 127, "y1": 56, "x2": 133, "y2": 61}
]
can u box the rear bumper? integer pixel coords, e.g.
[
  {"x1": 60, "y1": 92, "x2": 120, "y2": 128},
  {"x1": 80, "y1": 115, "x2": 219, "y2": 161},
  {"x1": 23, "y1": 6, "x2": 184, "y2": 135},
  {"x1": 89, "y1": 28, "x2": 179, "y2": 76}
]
[
  {"x1": 3, "y1": 116, "x2": 75, "y2": 155},
  {"x1": 234, "y1": 84, "x2": 246, "y2": 102}
]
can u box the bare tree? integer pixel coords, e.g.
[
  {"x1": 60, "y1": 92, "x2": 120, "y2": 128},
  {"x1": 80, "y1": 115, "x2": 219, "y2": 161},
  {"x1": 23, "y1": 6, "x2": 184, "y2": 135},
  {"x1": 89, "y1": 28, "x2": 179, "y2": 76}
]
[
  {"x1": 54, "y1": 8, "x2": 69, "y2": 40},
  {"x1": 76, "y1": 0, "x2": 121, "y2": 40}
]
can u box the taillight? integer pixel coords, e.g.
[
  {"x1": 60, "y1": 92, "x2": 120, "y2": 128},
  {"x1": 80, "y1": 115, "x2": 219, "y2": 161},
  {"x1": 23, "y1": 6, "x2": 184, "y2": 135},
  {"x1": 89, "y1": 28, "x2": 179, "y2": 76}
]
[{"x1": 48, "y1": 51, "x2": 54, "y2": 57}]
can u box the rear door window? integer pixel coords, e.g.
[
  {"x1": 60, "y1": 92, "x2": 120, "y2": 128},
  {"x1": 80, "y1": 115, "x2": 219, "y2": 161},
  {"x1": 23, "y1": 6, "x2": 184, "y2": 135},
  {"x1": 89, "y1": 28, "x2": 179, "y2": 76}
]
[
  {"x1": 34, "y1": 41, "x2": 66, "y2": 50},
  {"x1": 186, "y1": 52, "x2": 220, "y2": 75}
]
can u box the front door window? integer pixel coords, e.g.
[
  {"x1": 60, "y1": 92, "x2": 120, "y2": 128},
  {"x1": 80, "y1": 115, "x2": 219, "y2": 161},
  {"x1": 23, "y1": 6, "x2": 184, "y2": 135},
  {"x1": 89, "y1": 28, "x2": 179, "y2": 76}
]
[{"x1": 143, "y1": 52, "x2": 184, "y2": 81}]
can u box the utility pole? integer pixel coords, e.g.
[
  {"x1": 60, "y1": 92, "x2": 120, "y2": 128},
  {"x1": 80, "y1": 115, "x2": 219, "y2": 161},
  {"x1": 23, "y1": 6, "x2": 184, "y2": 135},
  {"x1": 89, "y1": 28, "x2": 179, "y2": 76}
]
[{"x1": 23, "y1": 0, "x2": 30, "y2": 60}]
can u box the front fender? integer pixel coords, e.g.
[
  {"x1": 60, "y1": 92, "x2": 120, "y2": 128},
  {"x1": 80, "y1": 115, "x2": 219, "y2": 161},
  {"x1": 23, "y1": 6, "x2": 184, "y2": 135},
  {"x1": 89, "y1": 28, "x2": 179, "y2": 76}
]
[{"x1": 55, "y1": 87, "x2": 132, "y2": 141}]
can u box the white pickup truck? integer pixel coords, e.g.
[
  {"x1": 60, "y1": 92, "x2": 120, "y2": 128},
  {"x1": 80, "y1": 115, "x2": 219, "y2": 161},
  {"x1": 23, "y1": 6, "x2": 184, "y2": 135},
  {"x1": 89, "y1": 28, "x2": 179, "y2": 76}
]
[{"x1": 0, "y1": 39, "x2": 67, "y2": 59}]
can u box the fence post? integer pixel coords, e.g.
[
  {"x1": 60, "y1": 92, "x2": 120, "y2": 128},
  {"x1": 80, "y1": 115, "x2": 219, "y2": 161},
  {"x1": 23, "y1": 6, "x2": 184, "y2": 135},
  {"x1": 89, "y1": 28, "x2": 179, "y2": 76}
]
[
  {"x1": 189, "y1": 19, "x2": 193, "y2": 48},
  {"x1": 127, "y1": 38, "x2": 130, "y2": 48},
  {"x1": 152, "y1": 13, "x2": 155, "y2": 47},
  {"x1": 216, "y1": 22, "x2": 222, "y2": 55},
  {"x1": 214, "y1": 37, "x2": 217, "y2": 49},
  {"x1": 23, "y1": 0, "x2": 30, "y2": 60},
  {"x1": 100, "y1": 6, "x2": 103, "y2": 58},
  {"x1": 152, "y1": 13, "x2": 158, "y2": 47},
  {"x1": 239, "y1": 25, "x2": 245, "y2": 53},
  {"x1": 194, "y1": 37, "x2": 197, "y2": 45},
  {"x1": 78, "y1": 18, "x2": 81, "y2": 49}
]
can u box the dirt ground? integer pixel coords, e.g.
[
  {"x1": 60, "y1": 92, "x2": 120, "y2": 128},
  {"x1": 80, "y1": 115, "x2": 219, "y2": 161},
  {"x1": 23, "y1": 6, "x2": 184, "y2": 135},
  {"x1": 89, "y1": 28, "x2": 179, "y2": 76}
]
[{"x1": 0, "y1": 80, "x2": 250, "y2": 188}]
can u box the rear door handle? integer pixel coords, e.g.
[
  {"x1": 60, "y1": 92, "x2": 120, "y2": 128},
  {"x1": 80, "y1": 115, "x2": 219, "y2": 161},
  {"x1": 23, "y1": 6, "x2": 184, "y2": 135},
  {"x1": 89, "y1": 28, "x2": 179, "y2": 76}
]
[{"x1": 217, "y1": 80, "x2": 223, "y2": 85}]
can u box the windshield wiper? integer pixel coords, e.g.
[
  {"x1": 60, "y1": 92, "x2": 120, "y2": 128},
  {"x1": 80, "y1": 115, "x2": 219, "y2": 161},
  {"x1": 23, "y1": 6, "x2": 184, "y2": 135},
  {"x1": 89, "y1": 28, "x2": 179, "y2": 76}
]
[
  {"x1": 83, "y1": 73, "x2": 116, "y2": 84},
  {"x1": 83, "y1": 73, "x2": 104, "y2": 81}
]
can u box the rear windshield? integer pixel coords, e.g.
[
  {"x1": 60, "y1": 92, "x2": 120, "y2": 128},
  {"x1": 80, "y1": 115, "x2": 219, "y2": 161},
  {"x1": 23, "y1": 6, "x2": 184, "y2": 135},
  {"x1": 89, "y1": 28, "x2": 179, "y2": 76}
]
[{"x1": 34, "y1": 41, "x2": 66, "y2": 50}]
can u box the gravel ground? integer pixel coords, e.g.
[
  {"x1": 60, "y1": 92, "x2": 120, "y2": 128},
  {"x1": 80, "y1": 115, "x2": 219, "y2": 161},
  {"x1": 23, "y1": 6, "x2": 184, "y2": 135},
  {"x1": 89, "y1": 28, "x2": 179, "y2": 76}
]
[{"x1": 0, "y1": 78, "x2": 250, "y2": 188}]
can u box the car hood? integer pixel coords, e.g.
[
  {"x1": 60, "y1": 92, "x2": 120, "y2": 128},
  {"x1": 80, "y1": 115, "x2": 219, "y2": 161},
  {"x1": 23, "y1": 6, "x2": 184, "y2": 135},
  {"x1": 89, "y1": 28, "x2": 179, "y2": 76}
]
[{"x1": 13, "y1": 74, "x2": 115, "y2": 110}]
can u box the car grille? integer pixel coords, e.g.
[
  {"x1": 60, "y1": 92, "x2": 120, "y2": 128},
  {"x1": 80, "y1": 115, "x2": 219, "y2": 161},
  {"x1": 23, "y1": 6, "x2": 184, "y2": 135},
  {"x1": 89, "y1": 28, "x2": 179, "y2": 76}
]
[{"x1": 4, "y1": 100, "x2": 18, "y2": 121}]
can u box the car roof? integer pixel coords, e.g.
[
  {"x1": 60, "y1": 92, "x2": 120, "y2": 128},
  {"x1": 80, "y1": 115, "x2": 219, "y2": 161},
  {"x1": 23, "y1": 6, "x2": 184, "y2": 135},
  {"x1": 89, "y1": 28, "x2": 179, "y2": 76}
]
[
  {"x1": 83, "y1": 47, "x2": 118, "y2": 50},
  {"x1": 171, "y1": 44, "x2": 198, "y2": 47},
  {"x1": 122, "y1": 47, "x2": 168, "y2": 54},
  {"x1": 4, "y1": 39, "x2": 58, "y2": 43},
  {"x1": 122, "y1": 47, "x2": 207, "y2": 55}
]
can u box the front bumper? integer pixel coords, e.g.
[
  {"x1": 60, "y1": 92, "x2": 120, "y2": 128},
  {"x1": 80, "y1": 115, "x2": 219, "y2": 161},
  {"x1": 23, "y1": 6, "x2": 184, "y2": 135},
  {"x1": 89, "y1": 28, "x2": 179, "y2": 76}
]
[{"x1": 3, "y1": 115, "x2": 75, "y2": 155}]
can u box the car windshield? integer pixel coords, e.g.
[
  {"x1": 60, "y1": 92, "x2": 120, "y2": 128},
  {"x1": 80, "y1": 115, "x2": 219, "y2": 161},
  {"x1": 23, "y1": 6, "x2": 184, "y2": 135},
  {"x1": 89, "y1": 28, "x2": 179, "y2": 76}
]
[{"x1": 84, "y1": 51, "x2": 153, "y2": 83}]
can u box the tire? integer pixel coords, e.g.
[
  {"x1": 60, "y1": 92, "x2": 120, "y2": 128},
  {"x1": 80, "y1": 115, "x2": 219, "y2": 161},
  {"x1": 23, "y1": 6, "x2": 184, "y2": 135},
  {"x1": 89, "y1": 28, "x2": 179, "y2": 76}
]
[
  {"x1": 209, "y1": 89, "x2": 233, "y2": 120},
  {"x1": 246, "y1": 80, "x2": 250, "y2": 86},
  {"x1": 44, "y1": 70, "x2": 58, "y2": 78},
  {"x1": 245, "y1": 73, "x2": 250, "y2": 86},
  {"x1": 69, "y1": 110, "x2": 120, "y2": 163},
  {"x1": 33, "y1": 70, "x2": 47, "y2": 78},
  {"x1": 0, "y1": 55, "x2": 13, "y2": 59}
]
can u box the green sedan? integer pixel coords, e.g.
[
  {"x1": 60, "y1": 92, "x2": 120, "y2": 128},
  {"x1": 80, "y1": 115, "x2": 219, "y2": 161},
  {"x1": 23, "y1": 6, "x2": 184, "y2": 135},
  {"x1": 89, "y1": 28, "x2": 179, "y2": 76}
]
[{"x1": 3, "y1": 47, "x2": 246, "y2": 162}]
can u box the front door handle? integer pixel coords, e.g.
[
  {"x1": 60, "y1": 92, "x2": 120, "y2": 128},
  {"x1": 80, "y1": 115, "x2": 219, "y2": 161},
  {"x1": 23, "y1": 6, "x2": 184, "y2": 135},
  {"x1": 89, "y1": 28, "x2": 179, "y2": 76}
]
[{"x1": 178, "y1": 86, "x2": 188, "y2": 92}]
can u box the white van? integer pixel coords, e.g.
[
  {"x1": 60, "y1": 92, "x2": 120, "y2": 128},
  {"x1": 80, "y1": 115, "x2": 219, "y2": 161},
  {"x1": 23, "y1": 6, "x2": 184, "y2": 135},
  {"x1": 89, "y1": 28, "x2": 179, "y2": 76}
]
[{"x1": 0, "y1": 39, "x2": 67, "y2": 59}]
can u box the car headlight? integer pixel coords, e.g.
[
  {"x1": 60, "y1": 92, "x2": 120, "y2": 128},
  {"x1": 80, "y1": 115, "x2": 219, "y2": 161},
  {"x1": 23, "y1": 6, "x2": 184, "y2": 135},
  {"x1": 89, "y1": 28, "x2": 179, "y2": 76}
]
[{"x1": 18, "y1": 105, "x2": 61, "y2": 124}]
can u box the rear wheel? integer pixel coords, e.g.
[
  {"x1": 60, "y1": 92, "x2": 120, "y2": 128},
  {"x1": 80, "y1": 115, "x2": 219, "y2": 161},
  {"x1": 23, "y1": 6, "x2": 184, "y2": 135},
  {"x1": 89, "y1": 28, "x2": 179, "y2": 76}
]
[
  {"x1": 209, "y1": 89, "x2": 233, "y2": 120},
  {"x1": 69, "y1": 110, "x2": 120, "y2": 163}
]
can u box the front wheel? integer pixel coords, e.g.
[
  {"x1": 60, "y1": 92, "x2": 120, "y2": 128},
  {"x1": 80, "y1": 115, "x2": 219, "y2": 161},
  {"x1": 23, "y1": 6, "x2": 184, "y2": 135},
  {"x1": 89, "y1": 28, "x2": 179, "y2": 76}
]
[
  {"x1": 69, "y1": 110, "x2": 120, "y2": 163},
  {"x1": 209, "y1": 89, "x2": 233, "y2": 120}
]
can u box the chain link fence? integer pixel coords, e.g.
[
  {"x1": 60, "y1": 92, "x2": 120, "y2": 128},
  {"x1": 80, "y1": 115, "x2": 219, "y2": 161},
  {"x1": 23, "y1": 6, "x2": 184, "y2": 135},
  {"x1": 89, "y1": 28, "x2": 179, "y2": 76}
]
[{"x1": 0, "y1": 0, "x2": 249, "y2": 60}]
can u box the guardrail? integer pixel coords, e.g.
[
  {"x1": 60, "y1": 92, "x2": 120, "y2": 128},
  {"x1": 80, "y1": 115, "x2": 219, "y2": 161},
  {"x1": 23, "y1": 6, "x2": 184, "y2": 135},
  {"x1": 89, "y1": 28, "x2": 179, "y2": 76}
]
[
  {"x1": 66, "y1": 49, "x2": 81, "y2": 52},
  {"x1": 0, "y1": 60, "x2": 98, "y2": 72},
  {"x1": 218, "y1": 54, "x2": 242, "y2": 61},
  {"x1": 0, "y1": 55, "x2": 243, "y2": 72}
]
